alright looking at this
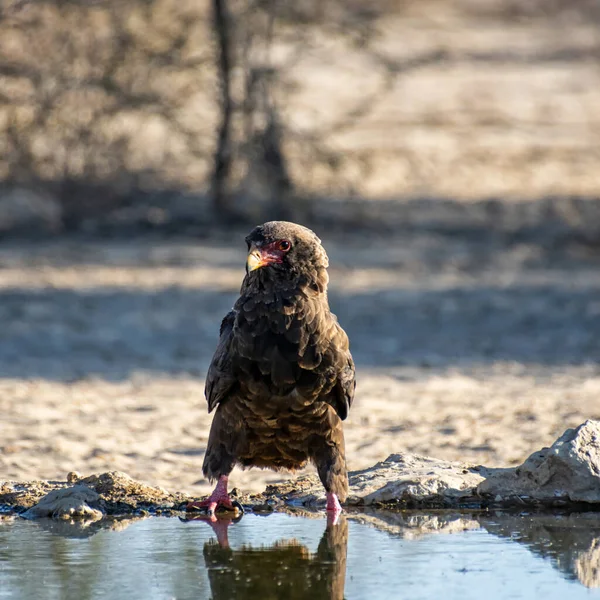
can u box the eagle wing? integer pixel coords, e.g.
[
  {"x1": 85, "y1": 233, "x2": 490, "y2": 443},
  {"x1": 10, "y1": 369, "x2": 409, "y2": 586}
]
[
  {"x1": 205, "y1": 311, "x2": 236, "y2": 413},
  {"x1": 329, "y1": 321, "x2": 356, "y2": 421}
]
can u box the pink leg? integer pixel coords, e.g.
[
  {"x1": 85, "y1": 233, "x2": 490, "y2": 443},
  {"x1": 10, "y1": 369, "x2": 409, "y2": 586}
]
[
  {"x1": 187, "y1": 475, "x2": 236, "y2": 516},
  {"x1": 326, "y1": 492, "x2": 342, "y2": 512},
  {"x1": 326, "y1": 492, "x2": 343, "y2": 526}
]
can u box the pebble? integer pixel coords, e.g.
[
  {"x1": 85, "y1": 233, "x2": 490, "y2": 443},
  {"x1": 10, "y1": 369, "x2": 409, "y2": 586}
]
[{"x1": 67, "y1": 471, "x2": 82, "y2": 483}]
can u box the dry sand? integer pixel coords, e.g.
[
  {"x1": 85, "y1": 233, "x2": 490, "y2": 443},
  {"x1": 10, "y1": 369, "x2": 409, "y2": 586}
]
[
  {"x1": 1, "y1": 1, "x2": 599, "y2": 497},
  {"x1": 1, "y1": 232, "x2": 599, "y2": 495}
]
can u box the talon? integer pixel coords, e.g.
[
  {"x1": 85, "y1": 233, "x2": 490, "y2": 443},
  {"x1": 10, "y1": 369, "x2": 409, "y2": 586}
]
[
  {"x1": 231, "y1": 500, "x2": 245, "y2": 522},
  {"x1": 186, "y1": 500, "x2": 223, "y2": 513},
  {"x1": 186, "y1": 475, "x2": 241, "y2": 516}
]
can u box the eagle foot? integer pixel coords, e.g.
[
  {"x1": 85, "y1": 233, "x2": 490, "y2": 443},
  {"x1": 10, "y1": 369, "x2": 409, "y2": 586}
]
[
  {"x1": 186, "y1": 475, "x2": 243, "y2": 520},
  {"x1": 186, "y1": 498, "x2": 244, "y2": 519}
]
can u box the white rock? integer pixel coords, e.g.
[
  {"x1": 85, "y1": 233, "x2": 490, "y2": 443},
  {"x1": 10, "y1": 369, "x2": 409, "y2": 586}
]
[
  {"x1": 349, "y1": 453, "x2": 484, "y2": 506},
  {"x1": 267, "y1": 421, "x2": 600, "y2": 508},
  {"x1": 22, "y1": 484, "x2": 102, "y2": 520},
  {"x1": 479, "y1": 420, "x2": 600, "y2": 504}
]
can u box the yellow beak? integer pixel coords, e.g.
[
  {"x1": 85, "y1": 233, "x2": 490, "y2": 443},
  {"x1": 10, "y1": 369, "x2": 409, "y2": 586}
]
[{"x1": 246, "y1": 249, "x2": 267, "y2": 272}]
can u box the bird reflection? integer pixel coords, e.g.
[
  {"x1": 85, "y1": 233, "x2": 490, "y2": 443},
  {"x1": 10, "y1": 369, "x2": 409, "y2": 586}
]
[{"x1": 200, "y1": 515, "x2": 348, "y2": 600}]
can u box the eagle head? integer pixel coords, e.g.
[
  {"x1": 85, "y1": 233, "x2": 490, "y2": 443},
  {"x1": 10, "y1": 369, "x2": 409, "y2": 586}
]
[{"x1": 244, "y1": 221, "x2": 329, "y2": 292}]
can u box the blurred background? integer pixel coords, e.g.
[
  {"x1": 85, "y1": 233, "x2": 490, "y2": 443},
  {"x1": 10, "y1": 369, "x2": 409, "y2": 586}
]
[{"x1": 1, "y1": 0, "x2": 599, "y2": 494}]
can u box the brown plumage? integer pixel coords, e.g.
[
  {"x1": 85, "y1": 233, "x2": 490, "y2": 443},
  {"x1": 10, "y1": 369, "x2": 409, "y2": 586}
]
[{"x1": 192, "y1": 221, "x2": 355, "y2": 515}]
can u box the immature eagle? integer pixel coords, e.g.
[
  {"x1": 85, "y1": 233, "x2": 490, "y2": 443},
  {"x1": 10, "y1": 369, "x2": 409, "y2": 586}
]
[{"x1": 188, "y1": 221, "x2": 355, "y2": 516}]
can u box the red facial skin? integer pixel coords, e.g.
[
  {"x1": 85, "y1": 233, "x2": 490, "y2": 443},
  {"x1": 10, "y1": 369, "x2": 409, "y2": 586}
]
[{"x1": 257, "y1": 240, "x2": 290, "y2": 266}]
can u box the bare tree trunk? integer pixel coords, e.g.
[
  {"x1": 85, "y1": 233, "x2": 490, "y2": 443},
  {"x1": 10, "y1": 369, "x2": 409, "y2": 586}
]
[{"x1": 211, "y1": 0, "x2": 233, "y2": 216}]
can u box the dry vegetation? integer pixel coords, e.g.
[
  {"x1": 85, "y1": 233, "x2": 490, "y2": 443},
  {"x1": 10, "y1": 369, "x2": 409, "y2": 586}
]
[{"x1": 0, "y1": 0, "x2": 599, "y2": 228}]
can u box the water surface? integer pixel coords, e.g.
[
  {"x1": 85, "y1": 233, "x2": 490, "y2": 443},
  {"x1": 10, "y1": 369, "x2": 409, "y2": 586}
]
[{"x1": 1, "y1": 511, "x2": 599, "y2": 599}]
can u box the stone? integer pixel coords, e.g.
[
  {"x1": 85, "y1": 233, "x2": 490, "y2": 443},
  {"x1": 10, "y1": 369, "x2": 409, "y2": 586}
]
[
  {"x1": 22, "y1": 484, "x2": 102, "y2": 520},
  {"x1": 0, "y1": 480, "x2": 62, "y2": 510},
  {"x1": 262, "y1": 421, "x2": 600, "y2": 509},
  {"x1": 259, "y1": 453, "x2": 485, "y2": 508},
  {"x1": 478, "y1": 420, "x2": 600, "y2": 504},
  {"x1": 349, "y1": 453, "x2": 485, "y2": 506},
  {"x1": 3, "y1": 421, "x2": 600, "y2": 515},
  {"x1": 80, "y1": 470, "x2": 185, "y2": 508},
  {"x1": 67, "y1": 471, "x2": 82, "y2": 484},
  {"x1": 1, "y1": 472, "x2": 191, "y2": 517}
]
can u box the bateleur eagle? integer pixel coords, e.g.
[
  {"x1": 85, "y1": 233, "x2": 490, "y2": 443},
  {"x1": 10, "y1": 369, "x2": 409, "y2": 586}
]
[{"x1": 189, "y1": 221, "x2": 355, "y2": 517}]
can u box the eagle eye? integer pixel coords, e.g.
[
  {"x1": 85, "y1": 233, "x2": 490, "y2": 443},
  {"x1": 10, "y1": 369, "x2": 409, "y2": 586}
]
[{"x1": 278, "y1": 240, "x2": 291, "y2": 252}]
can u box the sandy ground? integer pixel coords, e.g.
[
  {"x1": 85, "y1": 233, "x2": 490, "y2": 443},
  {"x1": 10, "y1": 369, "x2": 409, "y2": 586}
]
[
  {"x1": 1, "y1": 230, "x2": 599, "y2": 495},
  {"x1": 283, "y1": 16, "x2": 600, "y2": 201},
  {"x1": 0, "y1": 1, "x2": 599, "y2": 501}
]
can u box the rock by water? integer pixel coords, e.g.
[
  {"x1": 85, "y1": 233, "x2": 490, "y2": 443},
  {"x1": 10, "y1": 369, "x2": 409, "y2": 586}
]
[
  {"x1": 478, "y1": 420, "x2": 600, "y2": 504},
  {"x1": 3, "y1": 421, "x2": 600, "y2": 518},
  {"x1": 258, "y1": 420, "x2": 600, "y2": 509},
  {"x1": 22, "y1": 485, "x2": 102, "y2": 520}
]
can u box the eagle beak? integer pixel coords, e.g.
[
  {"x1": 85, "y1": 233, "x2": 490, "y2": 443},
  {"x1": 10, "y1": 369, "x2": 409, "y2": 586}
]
[
  {"x1": 246, "y1": 249, "x2": 267, "y2": 272},
  {"x1": 247, "y1": 243, "x2": 284, "y2": 272}
]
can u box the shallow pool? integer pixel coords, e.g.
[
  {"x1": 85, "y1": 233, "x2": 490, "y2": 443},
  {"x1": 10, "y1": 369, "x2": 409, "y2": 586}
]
[{"x1": 1, "y1": 511, "x2": 599, "y2": 599}]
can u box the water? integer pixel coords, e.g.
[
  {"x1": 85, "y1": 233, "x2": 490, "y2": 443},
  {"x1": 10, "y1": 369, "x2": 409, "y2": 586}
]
[{"x1": 1, "y1": 511, "x2": 600, "y2": 599}]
